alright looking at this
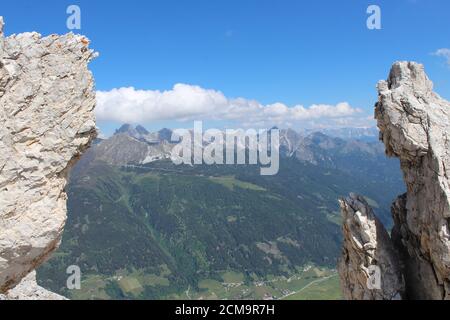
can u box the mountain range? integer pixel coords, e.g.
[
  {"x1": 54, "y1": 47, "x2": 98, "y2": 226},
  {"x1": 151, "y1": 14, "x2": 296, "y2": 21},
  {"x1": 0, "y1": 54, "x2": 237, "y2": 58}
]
[{"x1": 37, "y1": 125, "x2": 404, "y2": 300}]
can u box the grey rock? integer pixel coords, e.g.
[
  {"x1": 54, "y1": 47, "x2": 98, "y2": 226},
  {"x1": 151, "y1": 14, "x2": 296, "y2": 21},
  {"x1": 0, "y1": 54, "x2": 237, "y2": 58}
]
[
  {"x1": 338, "y1": 193, "x2": 405, "y2": 300},
  {"x1": 376, "y1": 61, "x2": 450, "y2": 299},
  {"x1": 0, "y1": 271, "x2": 66, "y2": 300},
  {"x1": 338, "y1": 61, "x2": 450, "y2": 300},
  {"x1": 0, "y1": 17, "x2": 97, "y2": 294}
]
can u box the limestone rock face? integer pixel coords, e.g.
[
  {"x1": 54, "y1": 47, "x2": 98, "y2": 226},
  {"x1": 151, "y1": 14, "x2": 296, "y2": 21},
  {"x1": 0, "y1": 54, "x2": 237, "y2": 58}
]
[
  {"x1": 338, "y1": 194, "x2": 405, "y2": 300},
  {"x1": 376, "y1": 61, "x2": 450, "y2": 299},
  {"x1": 0, "y1": 17, "x2": 97, "y2": 293},
  {"x1": 0, "y1": 271, "x2": 66, "y2": 300},
  {"x1": 338, "y1": 62, "x2": 450, "y2": 300}
]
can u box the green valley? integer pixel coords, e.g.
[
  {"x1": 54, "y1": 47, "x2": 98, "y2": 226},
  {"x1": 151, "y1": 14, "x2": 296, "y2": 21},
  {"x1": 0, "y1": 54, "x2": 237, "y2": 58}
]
[{"x1": 36, "y1": 128, "x2": 404, "y2": 300}]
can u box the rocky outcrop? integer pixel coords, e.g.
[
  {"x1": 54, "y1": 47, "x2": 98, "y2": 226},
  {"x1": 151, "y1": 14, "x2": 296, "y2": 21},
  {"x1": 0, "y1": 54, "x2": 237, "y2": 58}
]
[
  {"x1": 377, "y1": 62, "x2": 450, "y2": 299},
  {"x1": 338, "y1": 61, "x2": 450, "y2": 300},
  {"x1": 338, "y1": 194, "x2": 404, "y2": 300},
  {"x1": 0, "y1": 17, "x2": 97, "y2": 295},
  {"x1": 0, "y1": 271, "x2": 66, "y2": 300}
]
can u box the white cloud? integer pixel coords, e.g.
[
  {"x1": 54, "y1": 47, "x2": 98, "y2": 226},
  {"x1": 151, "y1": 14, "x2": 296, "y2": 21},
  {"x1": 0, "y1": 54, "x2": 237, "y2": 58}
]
[
  {"x1": 433, "y1": 48, "x2": 450, "y2": 66},
  {"x1": 96, "y1": 84, "x2": 369, "y2": 128}
]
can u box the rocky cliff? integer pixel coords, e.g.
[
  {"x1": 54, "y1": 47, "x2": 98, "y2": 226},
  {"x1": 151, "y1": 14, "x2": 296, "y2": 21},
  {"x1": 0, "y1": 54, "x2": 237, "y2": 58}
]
[
  {"x1": 0, "y1": 271, "x2": 66, "y2": 300},
  {"x1": 338, "y1": 62, "x2": 450, "y2": 300},
  {"x1": 0, "y1": 17, "x2": 97, "y2": 297},
  {"x1": 338, "y1": 193, "x2": 404, "y2": 300}
]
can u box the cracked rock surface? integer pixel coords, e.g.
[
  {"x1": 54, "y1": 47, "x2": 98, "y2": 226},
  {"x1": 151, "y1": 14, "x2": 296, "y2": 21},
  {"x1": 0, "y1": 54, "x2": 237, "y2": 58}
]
[
  {"x1": 339, "y1": 62, "x2": 450, "y2": 300},
  {"x1": 0, "y1": 271, "x2": 66, "y2": 300},
  {"x1": 377, "y1": 61, "x2": 450, "y2": 299},
  {"x1": 338, "y1": 194, "x2": 405, "y2": 300},
  {"x1": 0, "y1": 17, "x2": 97, "y2": 295}
]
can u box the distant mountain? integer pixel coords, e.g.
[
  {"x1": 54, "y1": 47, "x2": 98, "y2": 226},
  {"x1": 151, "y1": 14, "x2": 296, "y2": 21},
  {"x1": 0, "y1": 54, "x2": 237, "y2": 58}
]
[
  {"x1": 89, "y1": 125, "x2": 176, "y2": 166},
  {"x1": 157, "y1": 128, "x2": 173, "y2": 142},
  {"x1": 135, "y1": 125, "x2": 150, "y2": 136},
  {"x1": 114, "y1": 124, "x2": 136, "y2": 135},
  {"x1": 77, "y1": 125, "x2": 403, "y2": 225},
  {"x1": 37, "y1": 124, "x2": 404, "y2": 300},
  {"x1": 95, "y1": 125, "x2": 383, "y2": 168},
  {"x1": 279, "y1": 130, "x2": 397, "y2": 182},
  {"x1": 312, "y1": 127, "x2": 379, "y2": 142},
  {"x1": 83, "y1": 125, "x2": 403, "y2": 222}
]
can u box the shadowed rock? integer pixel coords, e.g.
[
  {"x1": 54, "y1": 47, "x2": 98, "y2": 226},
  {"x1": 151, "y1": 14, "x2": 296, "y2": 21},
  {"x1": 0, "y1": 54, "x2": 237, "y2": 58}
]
[{"x1": 338, "y1": 193, "x2": 405, "y2": 300}]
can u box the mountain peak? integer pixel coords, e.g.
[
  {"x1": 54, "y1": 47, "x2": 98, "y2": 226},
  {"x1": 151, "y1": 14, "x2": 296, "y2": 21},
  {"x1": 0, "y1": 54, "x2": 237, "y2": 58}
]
[
  {"x1": 136, "y1": 125, "x2": 149, "y2": 135},
  {"x1": 307, "y1": 131, "x2": 334, "y2": 143},
  {"x1": 114, "y1": 124, "x2": 150, "y2": 138},
  {"x1": 114, "y1": 124, "x2": 134, "y2": 135},
  {"x1": 158, "y1": 128, "x2": 173, "y2": 141}
]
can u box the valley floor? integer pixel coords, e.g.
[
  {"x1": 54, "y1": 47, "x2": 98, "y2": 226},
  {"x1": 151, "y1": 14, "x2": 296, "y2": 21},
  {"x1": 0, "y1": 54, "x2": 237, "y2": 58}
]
[{"x1": 65, "y1": 266, "x2": 341, "y2": 300}]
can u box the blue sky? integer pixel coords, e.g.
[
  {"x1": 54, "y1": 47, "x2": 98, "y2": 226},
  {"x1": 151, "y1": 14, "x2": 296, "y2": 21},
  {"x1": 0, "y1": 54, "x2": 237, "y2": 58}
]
[{"x1": 2, "y1": 0, "x2": 450, "y2": 135}]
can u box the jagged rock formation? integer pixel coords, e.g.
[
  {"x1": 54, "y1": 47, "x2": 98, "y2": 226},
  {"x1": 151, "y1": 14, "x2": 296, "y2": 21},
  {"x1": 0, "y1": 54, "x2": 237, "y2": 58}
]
[
  {"x1": 339, "y1": 61, "x2": 450, "y2": 300},
  {"x1": 377, "y1": 62, "x2": 450, "y2": 299},
  {"x1": 0, "y1": 17, "x2": 97, "y2": 296},
  {"x1": 338, "y1": 193, "x2": 404, "y2": 300},
  {"x1": 0, "y1": 271, "x2": 66, "y2": 300}
]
